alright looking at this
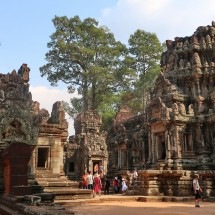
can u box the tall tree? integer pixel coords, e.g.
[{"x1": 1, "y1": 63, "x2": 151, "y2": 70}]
[
  {"x1": 40, "y1": 16, "x2": 132, "y2": 114},
  {"x1": 125, "y1": 29, "x2": 162, "y2": 114}
]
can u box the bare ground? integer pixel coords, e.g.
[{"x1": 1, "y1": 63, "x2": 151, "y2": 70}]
[{"x1": 64, "y1": 198, "x2": 215, "y2": 215}]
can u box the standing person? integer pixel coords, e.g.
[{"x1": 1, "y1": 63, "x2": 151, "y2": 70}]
[
  {"x1": 117, "y1": 175, "x2": 122, "y2": 193},
  {"x1": 82, "y1": 172, "x2": 88, "y2": 189},
  {"x1": 104, "y1": 177, "x2": 110, "y2": 195},
  {"x1": 121, "y1": 178, "x2": 128, "y2": 195},
  {"x1": 94, "y1": 164, "x2": 99, "y2": 173},
  {"x1": 132, "y1": 169, "x2": 138, "y2": 190},
  {"x1": 113, "y1": 177, "x2": 119, "y2": 194},
  {"x1": 93, "y1": 173, "x2": 102, "y2": 197},
  {"x1": 193, "y1": 174, "x2": 202, "y2": 207},
  {"x1": 87, "y1": 171, "x2": 94, "y2": 190}
]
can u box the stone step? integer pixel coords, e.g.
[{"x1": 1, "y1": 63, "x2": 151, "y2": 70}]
[
  {"x1": 55, "y1": 194, "x2": 93, "y2": 200},
  {"x1": 38, "y1": 181, "x2": 79, "y2": 187},
  {"x1": 44, "y1": 188, "x2": 92, "y2": 195},
  {"x1": 42, "y1": 188, "x2": 92, "y2": 201},
  {"x1": 57, "y1": 195, "x2": 138, "y2": 206}
]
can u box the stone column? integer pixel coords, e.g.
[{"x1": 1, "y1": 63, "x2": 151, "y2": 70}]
[
  {"x1": 209, "y1": 77, "x2": 214, "y2": 93},
  {"x1": 155, "y1": 135, "x2": 159, "y2": 161},
  {"x1": 28, "y1": 149, "x2": 36, "y2": 179},
  {"x1": 119, "y1": 148, "x2": 122, "y2": 169},
  {"x1": 195, "y1": 77, "x2": 201, "y2": 97},
  {"x1": 118, "y1": 146, "x2": 120, "y2": 169},
  {"x1": 165, "y1": 130, "x2": 172, "y2": 166},
  {"x1": 175, "y1": 126, "x2": 182, "y2": 159},
  {"x1": 148, "y1": 132, "x2": 152, "y2": 162},
  {"x1": 89, "y1": 158, "x2": 92, "y2": 173},
  {"x1": 151, "y1": 133, "x2": 155, "y2": 163}
]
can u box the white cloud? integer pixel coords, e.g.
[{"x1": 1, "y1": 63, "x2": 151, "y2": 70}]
[
  {"x1": 30, "y1": 86, "x2": 77, "y2": 136},
  {"x1": 99, "y1": 0, "x2": 215, "y2": 43}
]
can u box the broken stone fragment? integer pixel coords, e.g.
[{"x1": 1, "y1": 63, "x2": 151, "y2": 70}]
[{"x1": 24, "y1": 195, "x2": 41, "y2": 205}]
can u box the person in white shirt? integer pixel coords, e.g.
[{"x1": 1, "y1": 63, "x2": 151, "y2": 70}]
[
  {"x1": 87, "y1": 171, "x2": 94, "y2": 190},
  {"x1": 132, "y1": 169, "x2": 138, "y2": 190},
  {"x1": 122, "y1": 178, "x2": 128, "y2": 195},
  {"x1": 193, "y1": 174, "x2": 202, "y2": 207}
]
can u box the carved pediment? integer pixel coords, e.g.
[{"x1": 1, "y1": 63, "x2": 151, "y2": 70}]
[
  {"x1": 1, "y1": 119, "x2": 27, "y2": 142},
  {"x1": 74, "y1": 110, "x2": 102, "y2": 134},
  {"x1": 87, "y1": 134, "x2": 107, "y2": 157},
  {"x1": 0, "y1": 110, "x2": 40, "y2": 145}
]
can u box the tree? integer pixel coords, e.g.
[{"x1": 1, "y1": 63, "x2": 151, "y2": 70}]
[
  {"x1": 40, "y1": 16, "x2": 133, "y2": 114},
  {"x1": 126, "y1": 29, "x2": 162, "y2": 114}
]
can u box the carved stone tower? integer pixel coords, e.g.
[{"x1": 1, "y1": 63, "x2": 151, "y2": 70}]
[
  {"x1": 66, "y1": 109, "x2": 108, "y2": 179},
  {"x1": 0, "y1": 64, "x2": 40, "y2": 196}
]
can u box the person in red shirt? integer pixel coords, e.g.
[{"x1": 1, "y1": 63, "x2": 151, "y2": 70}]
[
  {"x1": 82, "y1": 172, "x2": 88, "y2": 189},
  {"x1": 93, "y1": 173, "x2": 102, "y2": 197},
  {"x1": 113, "y1": 177, "x2": 119, "y2": 194}
]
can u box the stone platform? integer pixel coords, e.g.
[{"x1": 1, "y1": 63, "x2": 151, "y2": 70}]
[
  {"x1": 36, "y1": 176, "x2": 92, "y2": 200},
  {"x1": 1, "y1": 193, "x2": 209, "y2": 215},
  {"x1": 55, "y1": 194, "x2": 194, "y2": 207}
]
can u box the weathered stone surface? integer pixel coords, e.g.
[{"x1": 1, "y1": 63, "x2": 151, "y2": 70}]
[
  {"x1": 24, "y1": 195, "x2": 41, "y2": 205},
  {"x1": 106, "y1": 21, "x2": 215, "y2": 197},
  {"x1": 66, "y1": 109, "x2": 108, "y2": 179},
  {"x1": 0, "y1": 65, "x2": 69, "y2": 199}
]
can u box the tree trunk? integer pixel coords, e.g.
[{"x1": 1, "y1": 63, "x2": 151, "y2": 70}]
[
  {"x1": 83, "y1": 77, "x2": 88, "y2": 111},
  {"x1": 91, "y1": 77, "x2": 96, "y2": 110}
]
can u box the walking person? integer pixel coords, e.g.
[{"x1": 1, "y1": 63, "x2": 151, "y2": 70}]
[
  {"x1": 117, "y1": 175, "x2": 122, "y2": 193},
  {"x1": 113, "y1": 177, "x2": 119, "y2": 194},
  {"x1": 132, "y1": 169, "x2": 138, "y2": 190},
  {"x1": 193, "y1": 174, "x2": 202, "y2": 207},
  {"x1": 93, "y1": 173, "x2": 102, "y2": 197},
  {"x1": 121, "y1": 178, "x2": 128, "y2": 195},
  {"x1": 104, "y1": 177, "x2": 110, "y2": 195}
]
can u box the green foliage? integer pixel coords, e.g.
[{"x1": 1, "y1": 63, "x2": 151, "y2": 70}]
[
  {"x1": 40, "y1": 16, "x2": 162, "y2": 131},
  {"x1": 97, "y1": 92, "x2": 122, "y2": 131},
  {"x1": 40, "y1": 15, "x2": 132, "y2": 112},
  {"x1": 125, "y1": 29, "x2": 162, "y2": 114}
]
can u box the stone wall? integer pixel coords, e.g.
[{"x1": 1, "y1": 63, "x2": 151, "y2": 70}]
[
  {"x1": 106, "y1": 21, "x2": 215, "y2": 197},
  {"x1": 0, "y1": 65, "x2": 68, "y2": 195},
  {"x1": 32, "y1": 101, "x2": 68, "y2": 179}
]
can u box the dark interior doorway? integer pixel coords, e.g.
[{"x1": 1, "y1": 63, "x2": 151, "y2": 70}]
[
  {"x1": 37, "y1": 147, "x2": 49, "y2": 168},
  {"x1": 161, "y1": 141, "x2": 166, "y2": 159},
  {"x1": 93, "y1": 161, "x2": 101, "y2": 175}
]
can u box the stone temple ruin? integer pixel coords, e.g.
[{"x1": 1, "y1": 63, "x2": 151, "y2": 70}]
[
  {"x1": 105, "y1": 21, "x2": 215, "y2": 197},
  {"x1": 66, "y1": 109, "x2": 108, "y2": 179},
  {"x1": 1, "y1": 21, "x2": 215, "y2": 214},
  {"x1": 0, "y1": 64, "x2": 68, "y2": 195},
  {"x1": 0, "y1": 64, "x2": 73, "y2": 214}
]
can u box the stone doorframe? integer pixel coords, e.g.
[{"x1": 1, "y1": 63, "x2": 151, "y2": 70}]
[{"x1": 88, "y1": 156, "x2": 107, "y2": 177}]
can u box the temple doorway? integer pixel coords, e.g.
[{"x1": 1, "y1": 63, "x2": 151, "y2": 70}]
[
  {"x1": 36, "y1": 147, "x2": 50, "y2": 168},
  {"x1": 157, "y1": 135, "x2": 166, "y2": 160},
  {"x1": 93, "y1": 160, "x2": 102, "y2": 175}
]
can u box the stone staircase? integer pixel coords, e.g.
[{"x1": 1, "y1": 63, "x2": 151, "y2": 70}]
[{"x1": 35, "y1": 176, "x2": 92, "y2": 200}]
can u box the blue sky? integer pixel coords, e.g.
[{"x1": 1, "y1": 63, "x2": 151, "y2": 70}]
[{"x1": 0, "y1": 0, "x2": 215, "y2": 135}]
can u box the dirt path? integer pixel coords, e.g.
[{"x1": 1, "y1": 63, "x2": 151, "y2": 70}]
[{"x1": 69, "y1": 201, "x2": 215, "y2": 215}]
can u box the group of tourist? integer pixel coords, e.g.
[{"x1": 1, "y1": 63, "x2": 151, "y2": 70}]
[
  {"x1": 81, "y1": 171, "x2": 106, "y2": 197},
  {"x1": 81, "y1": 169, "x2": 139, "y2": 197},
  {"x1": 113, "y1": 176, "x2": 128, "y2": 195},
  {"x1": 81, "y1": 171, "x2": 94, "y2": 190},
  {"x1": 81, "y1": 170, "x2": 203, "y2": 208},
  {"x1": 113, "y1": 169, "x2": 138, "y2": 195}
]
